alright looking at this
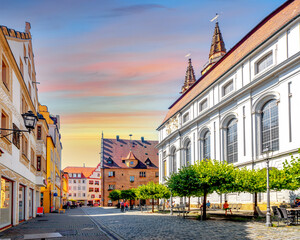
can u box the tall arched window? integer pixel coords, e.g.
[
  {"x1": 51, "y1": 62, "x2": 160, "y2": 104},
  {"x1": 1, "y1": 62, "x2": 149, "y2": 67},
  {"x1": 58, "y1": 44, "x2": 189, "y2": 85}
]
[
  {"x1": 227, "y1": 119, "x2": 238, "y2": 163},
  {"x1": 261, "y1": 99, "x2": 279, "y2": 151},
  {"x1": 203, "y1": 131, "x2": 211, "y2": 160},
  {"x1": 171, "y1": 148, "x2": 177, "y2": 173},
  {"x1": 185, "y1": 141, "x2": 191, "y2": 166}
]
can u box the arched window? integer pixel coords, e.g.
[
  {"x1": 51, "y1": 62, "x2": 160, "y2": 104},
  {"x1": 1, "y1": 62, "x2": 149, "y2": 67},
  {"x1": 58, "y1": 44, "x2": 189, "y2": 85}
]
[
  {"x1": 203, "y1": 131, "x2": 211, "y2": 159},
  {"x1": 261, "y1": 100, "x2": 279, "y2": 151},
  {"x1": 171, "y1": 148, "x2": 177, "y2": 173},
  {"x1": 185, "y1": 141, "x2": 191, "y2": 166},
  {"x1": 227, "y1": 119, "x2": 238, "y2": 163}
]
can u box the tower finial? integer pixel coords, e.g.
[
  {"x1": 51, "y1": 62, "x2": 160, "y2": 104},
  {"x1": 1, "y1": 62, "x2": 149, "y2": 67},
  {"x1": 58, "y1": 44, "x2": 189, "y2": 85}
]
[{"x1": 181, "y1": 58, "x2": 196, "y2": 94}]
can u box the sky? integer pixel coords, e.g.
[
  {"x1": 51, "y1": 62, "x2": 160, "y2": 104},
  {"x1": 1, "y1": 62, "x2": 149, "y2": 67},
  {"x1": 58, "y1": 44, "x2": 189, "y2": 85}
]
[{"x1": 0, "y1": 0, "x2": 286, "y2": 168}]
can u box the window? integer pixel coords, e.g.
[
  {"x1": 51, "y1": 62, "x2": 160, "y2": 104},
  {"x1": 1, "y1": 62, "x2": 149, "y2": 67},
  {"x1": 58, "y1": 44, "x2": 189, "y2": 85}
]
[
  {"x1": 89, "y1": 180, "x2": 93, "y2": 185},
  {"x1": 256, "y1": 52, "x2": 273, "y2": 74},
  {"x1": 20, "y1": 58, "x2": 24, "y2": 77},
  {"x1": 78, "y1": 173, "x2": 81, "y2": 178},
  {"x1": 89, "y1": 188, "x2": 93, "y2": 192},
  {"x1": 95, "y1": 188, "x2": 99, "y2": 192},
  {"x1": 69, "y1": 173, "x2": 72, "y2": 177},
  {"x1": 107, "y1": 157, "x2": 113, "y2": 164},
  {"x1": 22, "y1": 135, "x2": 28, "y2": 157},
  {"x1": 108, "y1": 185, "x2": 115, "y2": 190},
  {"x1": 73, "y1": 193, "x2": 76, "y2": 197},
  {"x1": 97, "y1": 173, "x2": 100, "y2": 177},
  {"x1": 95, "y1": 181, "x2": 99, "y2": 185},
  {"x1": 1, "y1": 111, "x2": 9, "y2": 138},
  {"x1": 261, "y1": 100, "x2": 279, "y2": 152},
  {"x1": 68, "y1": 193, "x2": 71, "y2": 197},
  {"x1": 163, "y1": 160, "x2": 167, "y2": 178},
  {"x1": 30, "y1": 149, "x2": 35, "y2": 167},
  {"x1": 78, "y1": 180, "x2": 81, "y2": 183},
  {"x1": 21, "y1": 96, "x2": 28, "y2": 114},
  {"x1": 78, "y1": 193, "x2": 81, "y2": 197},
  {"x1": 69, "y1": 180, "x2": 71, "y2": 183},
  {"x1": 82, "y1": 180, "x2": 85, "y2": 184},
  {"x1": 73, "y1": 180, "x2": 76, "y2": 183},
  {"x1": 37, "y1": 156, "x2": 41, "y2": 171},
  {"x1": 12, "y1": 124, "x2": 20, "y2": 149},
  {"x1": 223, "y1": 80, "x2": 233, "y2": 97},
  {"x1": 155, "y1": 172, "x2": 159, "y2": 177},
  {"x1": 28, "y1": 61, "x2": 31, "y2": 79},
  {"x1": 130, "y1": 176, "x2": 134, "y2": 182},
  {"x1": 37, "y1": 126, "x2": 42, "y2": 140},
  {"x1": 78, "y1": 186, "x2": 81, "y2": 190},
  {"x1": 183, "y1": 113, "x2": 189, "y2": 123},
  {"x1": 2, "y1": 60, "x2": 9, "y2": 90},
  {"x1": 171, "y1": 148, "x2": 177, "y2": 173},
  {"x1": 203, "y1": 131, "x2": 211, "y2": 160},
  {"x1": 200, "y1": 99, "x2": 208, "y2": 112},
  {"x1": 108, "y1": 171, "x2": 115, "y2": 177},
  {"x1": 73, "y1": 186, "x2": 77, "y2": 190},
  {"x1": 91, "y1": 194, "x2": 95, "y2": 199},
  {"x1": 227, "y1": 119, "x2": 238, "y2": 163},
  {"x1": 83, "y1": 193, "x2": 86, "y2": 197},
  {"x1": 139, "y1": 172, "x2": 146, "y2": 177},
  {"x1": 185, "y1": 141, "x2": 191, "y2": 166},
  {"x1": 73, "y1": 174, "x2": 77, "y2": 177},
  {"x1": 82, "y1": 186, "x2": 86, "y2": 190}
]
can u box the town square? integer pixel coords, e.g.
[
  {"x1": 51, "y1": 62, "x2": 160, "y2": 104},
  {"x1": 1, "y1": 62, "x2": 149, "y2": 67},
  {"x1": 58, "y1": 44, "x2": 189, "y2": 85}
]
[{"x1": 0, "y1": 0, "x2": 300, "y2": 239}]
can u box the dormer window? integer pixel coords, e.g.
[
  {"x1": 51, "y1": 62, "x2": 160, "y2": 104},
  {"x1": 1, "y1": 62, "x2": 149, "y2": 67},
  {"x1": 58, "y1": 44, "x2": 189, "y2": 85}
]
[
  {"x1": 199, "y1": 99, "x2": 208, "y2": 112},
  {"x1": 145, "y1": 158, "x2": 151, "y2": 165},
  {"x1": 183, "y1": 112, "x2": 189, "y2": 123},
  {"x1": 107, "y1": 157, "x2": 113, "y2": 164},
  {"x1": 256, "y1": 52, "x2": 273, "y2": 74},
  {"x1": 222, "y1": 80, "x2": 233, "y2": 97}
]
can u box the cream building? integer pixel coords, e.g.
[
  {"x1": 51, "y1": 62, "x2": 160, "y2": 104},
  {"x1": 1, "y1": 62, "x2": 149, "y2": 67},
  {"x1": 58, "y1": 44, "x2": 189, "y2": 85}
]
[
  {"x1": 157, "y1": 1, "x2": 300, "y2": 209},
  {"x1": 0, "y1": 22, "x2": 46, "y2": 229}
]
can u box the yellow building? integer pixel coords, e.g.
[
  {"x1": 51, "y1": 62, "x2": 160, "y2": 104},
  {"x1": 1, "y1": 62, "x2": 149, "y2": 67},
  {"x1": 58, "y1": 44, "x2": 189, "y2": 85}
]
[
  {"x1": 39, "y1": 105, "x2": 63, "y2": 213},
  {"x1": 61, "y1": 172, "x2": 69, "y2": 205}
]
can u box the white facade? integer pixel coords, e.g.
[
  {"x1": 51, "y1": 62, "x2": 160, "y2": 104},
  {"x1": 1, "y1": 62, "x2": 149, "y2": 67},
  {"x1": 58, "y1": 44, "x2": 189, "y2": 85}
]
[{"x1": 157, "y1": 17, "x2": 300, "y2": 205}]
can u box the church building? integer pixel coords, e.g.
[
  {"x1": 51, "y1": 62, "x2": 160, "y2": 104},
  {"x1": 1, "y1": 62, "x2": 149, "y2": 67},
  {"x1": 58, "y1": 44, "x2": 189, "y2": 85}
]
[{"x1": 157, "y1": 0, "x2": 300, "y2": 208}]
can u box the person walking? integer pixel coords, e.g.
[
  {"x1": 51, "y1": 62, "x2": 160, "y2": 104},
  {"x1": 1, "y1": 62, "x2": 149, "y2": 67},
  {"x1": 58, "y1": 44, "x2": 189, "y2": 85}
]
[
  {"x1": 223, "y1": 201, "x2": 232, "y2": 215},
  {"x1": 125, "y1": 201, "x2": 129, "y2": 212},
  {"x1": 120, "y1": 200, "x2": 124, "y2": 212}
]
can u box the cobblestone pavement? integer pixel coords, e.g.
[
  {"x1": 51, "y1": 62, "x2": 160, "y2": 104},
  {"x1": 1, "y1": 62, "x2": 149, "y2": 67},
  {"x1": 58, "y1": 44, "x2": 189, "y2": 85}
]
[
  {"x1": 83, "y1": 207, "x2": 300, "y2": 240},
  {"x1": 0, "y1": 207, "x2": 110, "y2": 240}
]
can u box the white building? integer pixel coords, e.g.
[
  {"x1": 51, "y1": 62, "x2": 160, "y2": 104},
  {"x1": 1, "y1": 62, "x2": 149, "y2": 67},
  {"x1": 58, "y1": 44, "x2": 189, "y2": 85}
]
[
  {"x1": 157, "y1": 1, "x2": 300, "y2": 208},
  {"x1": 64, "y1": 166, "x2": 101, "y2": 205},
  {"x1": 0, "y1": 22, "x2": 45, "y2": 229}
]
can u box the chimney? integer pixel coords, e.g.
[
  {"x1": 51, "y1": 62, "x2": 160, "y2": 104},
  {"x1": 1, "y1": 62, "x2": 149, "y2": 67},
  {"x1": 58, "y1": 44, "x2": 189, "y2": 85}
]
[
  {"x1": 141, "y1": 137, "x2": 144, "y2": 142},
  {"x1": 83, "y1": 163, "x2": 85, "y2": 167},
  {"x1": 25, "y1": 22, "x2": 31, "y2": 33},
  {"x1": 116, "y1": 135, "x2": 119, "y2": 141}
]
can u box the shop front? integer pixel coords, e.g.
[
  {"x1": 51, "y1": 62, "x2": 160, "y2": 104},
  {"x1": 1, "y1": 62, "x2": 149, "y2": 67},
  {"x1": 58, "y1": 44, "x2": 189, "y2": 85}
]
[
  {"x1": 19, "y1": 184, "x2": 25, "y2": 222},
  {"x1": 0, "y1": 177, "x2": 13, "y2": 229}
]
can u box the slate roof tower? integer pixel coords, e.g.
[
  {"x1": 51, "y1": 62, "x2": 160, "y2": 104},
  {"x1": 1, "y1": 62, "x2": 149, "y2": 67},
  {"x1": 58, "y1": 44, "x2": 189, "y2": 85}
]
[{"x1": 181, "y1": 58, "x2": 196, "y2": 94}]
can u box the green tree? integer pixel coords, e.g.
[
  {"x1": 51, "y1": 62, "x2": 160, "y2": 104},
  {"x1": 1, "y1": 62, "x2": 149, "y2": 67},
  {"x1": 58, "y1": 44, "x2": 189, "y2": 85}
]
[
  {"x1": 167, "y1": 165, "x2": 201, "y2": 210},
  {"x1": 108, "y1": 190, "x2": 121, "y2": 207},
  {"x1": 193, "y1": 160, "x2": 236, "y2": 220},
  {"x1": 282, "y1": 150, "x2": 300, "y2": 188},
  {"x1": 120, "y1": 189, "x2": 137, "y2": 202},
  {"x1": 136, "y1": 182, "x2": 170, "y2": 212}
]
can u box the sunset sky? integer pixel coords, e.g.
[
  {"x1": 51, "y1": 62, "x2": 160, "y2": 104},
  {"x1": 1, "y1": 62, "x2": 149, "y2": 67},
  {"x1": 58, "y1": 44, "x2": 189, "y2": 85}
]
[{"x1": 1, "y1": 0, "x2": 285, "y2": 168}]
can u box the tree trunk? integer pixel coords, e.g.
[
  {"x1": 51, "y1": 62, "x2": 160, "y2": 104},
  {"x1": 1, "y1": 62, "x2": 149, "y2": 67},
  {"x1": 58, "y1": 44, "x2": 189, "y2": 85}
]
[
  {"x1": 188, "y1": 196, "x2": 191, "y2": 211},
  {"x1": 152, "y1": 198, "x2": 154, "y2": 213},
  {"x1": 203, "y1": 192, "x2": 207, "y2": 220},
  {"x1": 157, "y1": 198, "x2": 159, "y2": 211},
  {"x1": 253, "y1": 192, "x2": 258, "y2": 217}
]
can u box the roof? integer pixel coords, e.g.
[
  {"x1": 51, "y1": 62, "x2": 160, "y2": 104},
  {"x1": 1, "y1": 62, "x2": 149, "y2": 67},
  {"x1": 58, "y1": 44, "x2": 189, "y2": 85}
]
[
  {"x1": 102, "y1": 138, "x2": 158, "y2": 169},
  {"x1": 181, "y1": 58, "x2": 196, "y2": 94},
  {"x1": 160, "y1": 0, "x2": 300, "y2": 127},
  {"x1": 63, "y1": 166, "x2": 95, "y2": 178}
]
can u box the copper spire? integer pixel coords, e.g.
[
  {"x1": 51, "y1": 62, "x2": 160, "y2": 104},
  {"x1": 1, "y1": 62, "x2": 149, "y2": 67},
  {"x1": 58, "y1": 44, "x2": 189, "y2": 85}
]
[
  {"x1": 181, "y1": 58, "x2": 196, "y2": 94},
  {"x1": 201, "y1": 22, "x2": 226, "y2": 75}
]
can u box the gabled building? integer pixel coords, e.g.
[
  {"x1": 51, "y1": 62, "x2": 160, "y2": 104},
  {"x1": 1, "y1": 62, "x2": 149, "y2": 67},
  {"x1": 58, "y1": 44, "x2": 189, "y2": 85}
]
[
  {"x1": 100, "y1": 134, "x2": 159, "y2": 206},
  {"x1": 157, "y1": 1, "x2": 300, "y2": 209},
  {"x1": 0, "y1": 22, "x2": 43, "y2": 229}
]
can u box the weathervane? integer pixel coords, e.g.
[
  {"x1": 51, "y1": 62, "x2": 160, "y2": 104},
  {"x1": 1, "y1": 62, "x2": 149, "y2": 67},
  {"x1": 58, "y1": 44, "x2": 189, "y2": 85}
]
[{"x1": 210, "y1": 13, "x2": 219, "y2": 23}]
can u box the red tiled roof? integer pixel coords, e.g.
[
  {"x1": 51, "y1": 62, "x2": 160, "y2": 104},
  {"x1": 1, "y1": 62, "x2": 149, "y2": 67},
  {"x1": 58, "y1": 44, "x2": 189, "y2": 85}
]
[
  {"x1": 122, "y1": 151, "x2": 139, "y2": 161},
  {"x1": 63, "y1": 166, "x2": 95, "y2": 178},
  {"x1": 160, "y1": 0, "x2": 300, "y2": 126},
  {"x1": 102, "y1": 138, "x2": 158, "y2": 169}
]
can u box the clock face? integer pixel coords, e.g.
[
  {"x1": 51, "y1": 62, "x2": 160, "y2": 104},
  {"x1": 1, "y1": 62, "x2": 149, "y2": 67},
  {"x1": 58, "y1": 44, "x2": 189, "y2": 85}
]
[{"x1": 130, "y1": 161, "x2": 134, "y2": 165}]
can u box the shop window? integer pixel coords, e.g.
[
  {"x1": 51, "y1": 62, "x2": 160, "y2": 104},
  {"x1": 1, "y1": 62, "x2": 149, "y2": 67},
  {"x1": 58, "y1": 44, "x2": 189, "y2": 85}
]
[
  {"x1": 19, "y1": 185, "x2": 25, "y2": 221},
  {"x1": 0, "y1": 178, "x2": 12, "y2": 228}
]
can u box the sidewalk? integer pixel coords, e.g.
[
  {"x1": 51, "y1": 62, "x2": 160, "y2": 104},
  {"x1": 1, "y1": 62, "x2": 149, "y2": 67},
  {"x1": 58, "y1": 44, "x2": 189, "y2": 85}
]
[{"x1": 0, "y1": 207, "x2": 110, "y2": 240}]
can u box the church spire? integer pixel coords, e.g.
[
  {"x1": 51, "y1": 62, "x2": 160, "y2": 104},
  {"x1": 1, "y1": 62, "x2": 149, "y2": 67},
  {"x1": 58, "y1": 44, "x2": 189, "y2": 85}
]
[
  {"x1": 201, "y1": 21, "x2": 226, "y2": 75},
  {"x1": 181, "y1": 58, "x2": 196, "y2": 94}
]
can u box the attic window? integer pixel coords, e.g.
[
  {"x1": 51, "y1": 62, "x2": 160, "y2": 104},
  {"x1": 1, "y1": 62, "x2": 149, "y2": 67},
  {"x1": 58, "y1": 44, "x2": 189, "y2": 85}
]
[
  {"x1": 144, "y1": 146, "x2": 147, "y2": 148},
  {"x1": 122, "y1": 160, "x2": 125, "y2": 163},
  {"x1": 145, "y1": 153, "x2": 148, "y2": 155},
  {"x1": 145, "y1": 158, "x2": 151, "y2": 165},
  {"x1": 120, "y1": 144, "x2": 123, "y2": 147},
  {"x1": 107, "y1": 157, "x2": 113, "y2": 164}
]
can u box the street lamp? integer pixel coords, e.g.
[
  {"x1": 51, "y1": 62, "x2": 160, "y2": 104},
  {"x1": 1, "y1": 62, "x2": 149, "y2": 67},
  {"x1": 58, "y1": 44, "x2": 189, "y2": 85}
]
[
  {"x1": 0, "y1": 110, "x2": 38, "y2": 138},
  {"x1": 263, "y1": 145, "x2": 273, "y2": 227}
]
